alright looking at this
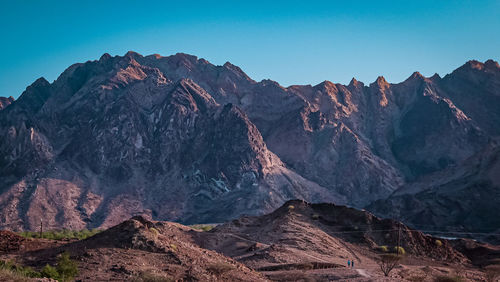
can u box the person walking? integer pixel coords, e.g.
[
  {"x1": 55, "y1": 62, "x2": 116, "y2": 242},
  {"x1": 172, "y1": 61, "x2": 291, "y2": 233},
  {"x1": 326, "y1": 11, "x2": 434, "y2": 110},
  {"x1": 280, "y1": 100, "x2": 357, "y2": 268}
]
[
  {"x1": 352, "y1": 260, "x2": 355, "y2": 268},
  {"x1": 347, "y1": 260, "x2": 351, "y2": 268}
]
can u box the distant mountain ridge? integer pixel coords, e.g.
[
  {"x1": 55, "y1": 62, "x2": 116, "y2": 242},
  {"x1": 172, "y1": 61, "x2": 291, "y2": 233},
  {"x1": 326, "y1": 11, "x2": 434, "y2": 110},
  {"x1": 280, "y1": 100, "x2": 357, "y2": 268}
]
[{"x1": 0, "y1": 52, "x2": 498, "y2": 236}]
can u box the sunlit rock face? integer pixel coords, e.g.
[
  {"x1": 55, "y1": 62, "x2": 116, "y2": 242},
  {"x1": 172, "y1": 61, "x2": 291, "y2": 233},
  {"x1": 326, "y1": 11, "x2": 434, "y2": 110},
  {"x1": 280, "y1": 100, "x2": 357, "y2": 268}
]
[{"x1": 0, "y1": 52, "x2": 498, "y2": 230}]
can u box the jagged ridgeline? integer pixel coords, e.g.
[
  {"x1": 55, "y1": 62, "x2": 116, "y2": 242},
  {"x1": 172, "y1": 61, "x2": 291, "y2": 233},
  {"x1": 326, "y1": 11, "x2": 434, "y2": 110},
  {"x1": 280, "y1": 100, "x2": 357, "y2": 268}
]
[{"x1": 0, "y1": 52, "x2": 499, "y2": 234}]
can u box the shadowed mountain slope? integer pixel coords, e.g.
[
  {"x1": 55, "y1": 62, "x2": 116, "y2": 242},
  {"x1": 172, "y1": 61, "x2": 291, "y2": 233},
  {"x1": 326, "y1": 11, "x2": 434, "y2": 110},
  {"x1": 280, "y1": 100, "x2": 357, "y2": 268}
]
[{"x1": 0, "y1": 52, "x2": 499, "y2": 232}]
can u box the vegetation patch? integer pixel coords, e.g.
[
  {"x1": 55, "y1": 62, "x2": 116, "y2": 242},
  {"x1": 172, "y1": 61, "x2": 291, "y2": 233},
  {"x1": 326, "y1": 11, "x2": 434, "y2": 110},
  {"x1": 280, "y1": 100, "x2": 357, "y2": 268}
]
[
  {"x1": 0, "y1": 260, "x2": 41, "y2": 279},
  {"x1": 393, "y1": 246, "x2": 406, "y2": 255},
  {"x1": 0, "y1": 252, "x2": 78, "y2": 281},
  {"x1": 131, "y1": 270, "x2": 174, "y2": 282},
  {"x1": 19, "y1": 229, "x2": 101, "y2": 240},
  {"x1": 378, "y1": 254, "x2": 402, "y2": 277},
  {"x1": 257, "y1": 262, "x2": 343, "y2": 271},
  {"x1": 189, "y1": 224, "x2": 214, "y2": 232},
  {"x1": 376, "y1": 245, "x2": 389, "y2": 252},
  {"x1": 207, "y1": 262, "x2": 235, "y2": 276},
  {"x1": 149, "y1": 227, "x2": 159, "y2": 237}
]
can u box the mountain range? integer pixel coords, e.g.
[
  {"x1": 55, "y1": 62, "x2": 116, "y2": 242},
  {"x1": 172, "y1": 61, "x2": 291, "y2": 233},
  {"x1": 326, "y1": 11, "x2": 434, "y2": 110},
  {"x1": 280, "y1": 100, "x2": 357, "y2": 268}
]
[{"x1": 0, "y1": 52, "x2": 499, "y2": 238}]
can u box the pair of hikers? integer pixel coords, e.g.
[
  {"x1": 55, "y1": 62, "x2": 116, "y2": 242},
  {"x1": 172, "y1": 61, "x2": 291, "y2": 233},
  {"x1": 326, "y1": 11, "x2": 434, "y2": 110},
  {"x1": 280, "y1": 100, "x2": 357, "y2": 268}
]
[{"x1": 347, "y1": 259, "x2": 355, "y2": 268}]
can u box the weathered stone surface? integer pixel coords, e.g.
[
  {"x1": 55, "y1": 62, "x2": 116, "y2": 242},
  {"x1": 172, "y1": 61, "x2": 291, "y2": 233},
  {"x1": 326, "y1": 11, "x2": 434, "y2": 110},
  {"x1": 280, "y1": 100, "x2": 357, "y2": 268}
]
[{"x1": 0, "y1": 52, "x2": 498, "y2": 232}]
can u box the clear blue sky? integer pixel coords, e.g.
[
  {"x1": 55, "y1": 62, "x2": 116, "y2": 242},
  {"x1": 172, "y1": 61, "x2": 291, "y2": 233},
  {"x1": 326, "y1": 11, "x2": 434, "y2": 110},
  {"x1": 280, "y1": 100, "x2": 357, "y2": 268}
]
[{"x1": 1, "y1": 0, "x2": 499, "y2": 98}]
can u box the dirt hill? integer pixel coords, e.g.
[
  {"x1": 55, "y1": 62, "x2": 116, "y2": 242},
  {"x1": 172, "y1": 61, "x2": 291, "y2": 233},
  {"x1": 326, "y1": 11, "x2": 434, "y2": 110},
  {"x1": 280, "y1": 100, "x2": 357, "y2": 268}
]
[
  {"x1": 6, "y1": 216, "x2": 266, "y2": 281},
  {"x1": 1, "y1": 203, "x2": 499, "y2": 281}
]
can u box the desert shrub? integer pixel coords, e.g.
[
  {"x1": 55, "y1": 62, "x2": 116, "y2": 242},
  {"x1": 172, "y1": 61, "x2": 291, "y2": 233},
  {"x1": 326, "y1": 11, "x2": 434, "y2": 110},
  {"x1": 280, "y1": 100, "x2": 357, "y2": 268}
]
[
  {"x1": 435, "y1": 239, "x2": 443, "y2": 247},
  {"x1": 378, "y1": 254, "x2": 402, "y2": 276},
  {"x1": 377, "y1": 245, "x2": 389, "y2": 252},
  {"x1": 190, "y1": 224, "x2": 214, "y2": 232},
  {"x1": 12, "y1": 266, "x2": 39, "y2": 278},
  {"x1": 55, "y1": 252, "x2": 78, "y2": 281},
  {"x1": 0, "y1": 254, "x2": 78, "y2": 281},
  {"x1": 0, "y1": 260, "x2": 41, "y2": 279},
  {"x1": 19, "y1": 229, "x2": 101, "y2": 240},
  {"x1": 287, "y1": 205, "x2": 295, "y2": 210},
  {"x1": 132, "y1": 271, "x2": 173, "y2": 282},
  {"x1": 0, "y1": 268, "x2": 31, "y2": 282},
  {"x1": 41, "y1": 264, "x2": 59, "y2": 280},
  {"x1": 311, "y1": 214, "x2": 320, "y2": 220},
  {"x1": 170, "y1": 244, "x2": 177, "y2": 252},
  {"x1": 393, "y1": 246, "x2": 406, "y2": 255},
  {"x1": 149, "y1": 227, "x2": 159, "y2": 237},
  {"x1": 207, "y1": 262, "x2": 235, "y2": 276}
]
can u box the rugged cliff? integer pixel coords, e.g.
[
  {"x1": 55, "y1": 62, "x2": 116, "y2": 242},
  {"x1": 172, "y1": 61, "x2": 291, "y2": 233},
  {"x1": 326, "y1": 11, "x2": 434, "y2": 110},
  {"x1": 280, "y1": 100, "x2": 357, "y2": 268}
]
[{"x1": 0, "y1": 52, "x2": 498, "y2": 232}]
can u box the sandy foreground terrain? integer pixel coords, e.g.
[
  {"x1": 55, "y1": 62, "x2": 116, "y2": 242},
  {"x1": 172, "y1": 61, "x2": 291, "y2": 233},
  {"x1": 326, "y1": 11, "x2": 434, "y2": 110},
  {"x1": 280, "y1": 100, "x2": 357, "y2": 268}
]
[{"x1": 1, "y1": 201, "x2": 499, "y2": 281}]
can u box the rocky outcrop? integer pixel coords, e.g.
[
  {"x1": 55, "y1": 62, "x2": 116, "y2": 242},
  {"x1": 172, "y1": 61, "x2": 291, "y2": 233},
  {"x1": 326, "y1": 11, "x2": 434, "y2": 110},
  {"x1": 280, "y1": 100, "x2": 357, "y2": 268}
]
[
  {"x1": 198, "y1": 200, "x2": 467, "y2": 266},
  {"x1": 0, "y1": 96, "x2": 14, "y2": 110},
  {"x1": 0, "y1": 53, "x2": 342, "y2": 230},
  {"x1": 368, "y1": 143, "x2": 500, "y2": 244},
  {"x1": 0, "y1": 52, "x2": 499, "y2": 232}
]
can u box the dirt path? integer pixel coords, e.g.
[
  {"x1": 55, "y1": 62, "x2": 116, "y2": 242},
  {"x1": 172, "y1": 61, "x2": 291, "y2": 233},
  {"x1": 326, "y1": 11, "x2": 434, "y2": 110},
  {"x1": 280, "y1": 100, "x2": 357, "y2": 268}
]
[
  {"x1": 223, "y1": 232, "x2": 333, "y2": 264},
  {"x1": 337, "y1": 238, "x2": 362, "y2": 263},
  {"x1": 356, "y1": 269, "x2": 370, "y2": 278}
]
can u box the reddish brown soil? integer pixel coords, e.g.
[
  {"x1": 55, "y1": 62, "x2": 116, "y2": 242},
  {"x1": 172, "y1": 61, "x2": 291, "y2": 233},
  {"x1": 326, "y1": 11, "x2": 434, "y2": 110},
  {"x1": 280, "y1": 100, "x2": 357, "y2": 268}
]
[
  {"x1": 195, "y1": 200, "x2": 495, "y2": 281},
  {"x1": 1, "y1": 217, "x2": 265, "y2": 281},
  {"x1": 0, "y1": 202, "x2": 498, "y2": 281},
  {"x1": 0, "y1": 231, "x2": 25, "y2": 254}
]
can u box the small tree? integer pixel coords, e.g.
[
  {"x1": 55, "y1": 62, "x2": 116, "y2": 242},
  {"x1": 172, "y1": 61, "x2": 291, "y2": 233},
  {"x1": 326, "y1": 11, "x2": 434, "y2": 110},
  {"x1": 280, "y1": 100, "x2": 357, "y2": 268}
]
[
  {"x1": 56, "y1": 252, "x2": 78, "y2": 281},
  {"x1": 378, "y1": 254, "x2": 402, "y2": 277}
]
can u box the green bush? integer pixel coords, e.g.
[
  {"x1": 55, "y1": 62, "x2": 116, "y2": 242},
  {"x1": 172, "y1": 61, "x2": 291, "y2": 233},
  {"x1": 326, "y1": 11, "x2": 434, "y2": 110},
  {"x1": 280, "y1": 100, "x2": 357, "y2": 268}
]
[
  {"x1": 377, "y1": 245, "x2": 389, "y2": 252},
  {"x1": 56, "y1": 252, "x2": 79, "y2": 281},
  {"x1": 149, "y1": 227, "x2": 159, "y2": 237},
  {"x1": 41, "y1": 264, "x2": 59, "y2": 280},
  {"x1": 170, "y1": 244, "x2": 177, "y2": 252},
  {"x1": 18, "y1": 229, "x2": 101, "y2": 240},
  {"x1": 132, "y1": 271, "x2": 173, "y2": 282},
  {"x1": 311, "y1": 214, "x2": 320, "y2": 220},
  {"x1": 435, "y1": 240, "x2": 443, "y2": 247},
  {"x1": 207, "y1": 262, "x2": 235, "y2": 276},
  {"x1": 0, "y1": 268, "x2": 30, "y2": 282},
  {"x1": 0, "y1": 253, "x2": 79, "y2": 281},
  {"x1": 189, "y1": 225, "x2": 214, "y2": 232},
  {"x1": 0, "y1": 260, "x2": 41, "y2": 279},
  {"x1": 393, "y1": 246, "x2": 406, "y2": 255}
]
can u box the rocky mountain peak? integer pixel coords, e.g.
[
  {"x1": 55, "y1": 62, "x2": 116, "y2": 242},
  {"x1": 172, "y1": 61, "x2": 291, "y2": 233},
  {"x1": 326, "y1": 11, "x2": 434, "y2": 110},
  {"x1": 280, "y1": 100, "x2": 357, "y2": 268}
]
[
  {"x1": 430, "y1": 73, "x2": 441, "y2": 81},
  {"x1": 348, "y1": 77, "x2": 363, "y2": 88},
  {"x1": 456, "y1": 59, "x2": 500, "y2": 73},
  {"x1": 99, "y1": 53, "x2": 112, "y2": 61},
  {"x1": 373, "y1": 75, "x2": 390, "y2": 88},
  {"x1": 484, "y1": 59, "x2": 500, "y2": 70},
  {"x1": 0, "y1": 96, "x2": 14, "y2": 110},
  {"x1": 14, "y1": 77, "x2": 52, "y2": 113},
  {"x1": 222, "y1": 61, "x2": 253, "y2": 81},
  {"x1": 410, "y1": 71, "x2": 424, "y2": 79},
  {"x1": 0, "y1": 53, "x2": 499, "y2": 234},
  {"x1": 124, "y1": 50, "x2": 142, "y2": 59}
]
